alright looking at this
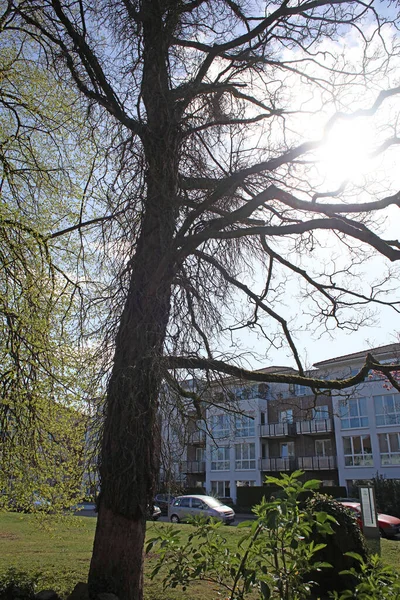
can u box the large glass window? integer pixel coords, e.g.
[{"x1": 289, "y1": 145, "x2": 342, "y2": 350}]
[
  {"x1": 234, "y1": 415, "x2": 255, "y2": 437},
  {"x1": 343, "y1": 435, "x2": 373, "y2": 466},
  {"x1": 295, "y1": 384, "x2": 311, "y2": 396},
  {"x1": 378, "y1": 433, "x2": 400, "y2": 465},
  {"x1": 210, "y1": 446, "x2": 230, "y2": 471},
  {"x1": 196, "y1": 447, "x2": 205, "y2": 462},
  {"x1": 210, "y1": 414, "x2": 231, "y2": 438},
  {"x1": 211, "y1": 480, "x2": 231, "y2": 497},
  {"x1": 280, "y1": 441, "x2": 295, "y2": 458},
  {"x1": 235, "y1": 443, "x2": 256, "y2": 469},
  {"x1": 374, "y1": 394, "x2": 400, "y2": 426},
  {"x1": 340, "y1": 397, "x2": 368, "y2": 429},
  {"x1": 313, "y1": 405, "x2": 329, "y2": 420},
  {"x1": 315, "y1": 439, "x2": 332, "y2": 457},
  {"x1": 279, "y1": 409, "x2": 293, "y2": 424}
]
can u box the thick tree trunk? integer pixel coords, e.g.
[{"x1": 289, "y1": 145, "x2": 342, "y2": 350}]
[{"x1": 88, "y1": 3, "x2": 180, "y2": 599}]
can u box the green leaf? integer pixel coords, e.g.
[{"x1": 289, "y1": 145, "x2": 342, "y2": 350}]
[{"x1": 260, "y1": 581, "x2": 271, "y2": 599}]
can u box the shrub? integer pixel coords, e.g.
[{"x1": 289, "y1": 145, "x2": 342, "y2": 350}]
[
  {"x1": 304, "y1": 494, "x2": 368, "y2": 597},
  {"x1": 331, "y1": 553, "x2": 400, "y2": 600},
  {"x1": 147, "y1": 471, "x2": 337, "y2": 600},
  {"x1": 372, "y1": 476, "x2": 400, "y2": 518},
  {"x1": 0, "y1": 568, "x2": 40, "y2": 600}
]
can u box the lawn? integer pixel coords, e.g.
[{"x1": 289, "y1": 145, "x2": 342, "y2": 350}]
[{"x1": 1, "y1": 512, "x2": 400, "y2": 599}]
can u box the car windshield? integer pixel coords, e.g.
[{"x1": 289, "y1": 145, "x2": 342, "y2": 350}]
[{"x1": 204, "y1": 497, "x2": 224, "y2": 508}]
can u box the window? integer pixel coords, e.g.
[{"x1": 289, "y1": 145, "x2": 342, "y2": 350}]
[
  {"x1": 211, "y1": 480, "x2": 230, "y2": 497},
  {"x1": 313, "y1": 405, "x2": 329, "y2": 420},
  {"x1": 374, "y1": 394, "x2": 400, "y2": 426},
  {"x1": 236, "y1": 480, "x2": 255, "y2": 488},
  {"x1": 379, "y1": 433, "x2": 400, "y2": 465},
  {"x1": 279, "y1": 409, "x2": 293, "y2": 424},
  {"x1": 280, "y1": 442, "x2": 295, "y2": 458},
  {"x1": 210, "y1": 414, "x2": 231, "y2": 438},
  {"x1": 210, "y1": 446, "x2": 230, "y2": 471},
  {"x1": 343, "y1": 435, "x2": 373, "y2": 466},
  {"x1": 231, "y1": 384, "x2": 259, "y2": 400},
  {"x1": 196, "y1": 447, "x2": 205, "y2": 462},
  {"x1": 340, "y1": 397, "x2": 368, "y2": 429},
  {"x1": 191, "y1": 497, "x2": 206, "y2": 509},
  {"x1": 173, "y1": 497, "x2": 190, "y2": 507},
  {"x1": 235, "y1": 443, "x2": 256, "y2": 469},
  {"x1": 315, "y1": 439, "x2": 332, "y2": 457},
  {"x1": 295, "y1": 384, "x2": 311, "y2": 396},
  {"x1": 234, "y1": 415, "x2": 255, "y2": 437},
  {"x1": 196, "y1": 419, "x2": 206, "y2": 431}
]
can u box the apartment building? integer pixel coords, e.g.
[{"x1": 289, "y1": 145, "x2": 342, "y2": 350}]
[
  {"x1": 315, "y1": 343, "x2": 400, "y2": 491},
  {"x1": 168, "y1": 344, "x2": 400, "y2": 503},
  {"x1": 176, "y1": 368, "x2": 338, "y2": 503}
]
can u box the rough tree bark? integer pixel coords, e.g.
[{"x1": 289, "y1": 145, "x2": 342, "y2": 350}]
[{"x1": 88, "y1": 6, "x2": 180, "y2": 597}]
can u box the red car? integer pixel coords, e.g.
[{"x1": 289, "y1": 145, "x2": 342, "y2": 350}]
[{"x1": 340, "y1": 501, "x2": 400, "y2": 538}]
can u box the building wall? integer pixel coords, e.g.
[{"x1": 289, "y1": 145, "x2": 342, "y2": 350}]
[
  {"x1": 169, "y1": 344, "x2": 400, "y2": 502},
  {"x1": 317, "y1": 345, "x2": 400, "y2": 492}
]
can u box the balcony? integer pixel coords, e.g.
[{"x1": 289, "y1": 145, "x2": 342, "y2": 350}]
[
  {"x1": 180, "y1": 461, "x2": 206, "y2": 474},
  {"x1": 297, "y1": 456, "x2": 337, "y2": 470},
  {"x1": 260, "y1": 457, "x2": 297, "y2": 471},
  {"x1": 260, "y1": 422, "x2": 296, "y2": 437},
  {"x1": 189, "y1": 430, "x2": 206, "y2": 444},
  {"x1": 295, "y1": 418, "x2": 333, "y2": 435}
]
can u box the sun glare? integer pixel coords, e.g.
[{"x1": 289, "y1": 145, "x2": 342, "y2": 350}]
[{"x1": 317, "y1": 118, "x2": 376, "y2": 187}]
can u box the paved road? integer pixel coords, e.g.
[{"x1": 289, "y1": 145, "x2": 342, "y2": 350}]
[{"x1": 73, "y1": 504, "x2": 255, "y2": 525}]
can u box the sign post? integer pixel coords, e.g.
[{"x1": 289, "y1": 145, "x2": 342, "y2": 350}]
[{"x1": 359, "y1": 484, "x2": 380, "y2": 555}]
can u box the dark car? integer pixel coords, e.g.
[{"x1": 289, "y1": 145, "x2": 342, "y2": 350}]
[{"x1": 154, "y1": 493, "x2": 175, "y2": 515}]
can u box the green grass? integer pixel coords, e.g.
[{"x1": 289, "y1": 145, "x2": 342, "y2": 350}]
[{"x1": 1, "y1": 512, "x2": 400, "y2": 599}]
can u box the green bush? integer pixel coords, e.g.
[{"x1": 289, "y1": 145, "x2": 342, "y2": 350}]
[
  {"x1": 372, "y1": 476, "x2": 400, "y2": 518},
  {"x1": 0, "y1": 568, "x2": 41, "y2": 600},
  {"x1": 147, "y1": 471, "x2": 337, "y2": 600},
  {"x1": 331, "y1": 553, "x2": 400, "y2": 600},
  {"x1": 147, "y1": 473, "x2": 392, "y2": 600},
  {"x1": 304, "y1": 494, "x2": 368, "y2": 597}
]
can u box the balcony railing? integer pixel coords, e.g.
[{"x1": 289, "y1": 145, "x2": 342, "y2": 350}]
[
  {"x1": 180, "y1": 461, "x2": 206, "y2": 474},
  {"x1": 297, "y1": 456, "x2": 337, "y2": 470},
  {"x1": 189, "y1": 430, "x2": 206, "y2": 444},
  {"x1": 295, "y1": 418, "x2": 333, "y2": 435},
  {"x1": 261, "y1": 456, "x2": 337, "y2": 472},
  {"x1": 260, "y1": 423, "x2": 296, "y2": 437},
  {"x1": 260, "y1": 457, "x2": 297, "y2": 471}
]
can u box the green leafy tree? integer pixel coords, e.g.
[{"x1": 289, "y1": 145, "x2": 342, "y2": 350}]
[{"x1": 0, "y1": 22, "x2": 101, "y2": 512}]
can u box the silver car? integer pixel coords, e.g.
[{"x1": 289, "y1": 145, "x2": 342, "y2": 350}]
[{"x1": 169, "y1": 494, "x2": 235, "y2": 524}]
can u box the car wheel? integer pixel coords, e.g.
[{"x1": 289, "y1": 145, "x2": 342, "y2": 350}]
[
  {"x1": 379, "y1": 527, "x2": 387, "y2": 538},
  {"x1": 170, "y1": 514, "x2": 180, "y2": 523}
]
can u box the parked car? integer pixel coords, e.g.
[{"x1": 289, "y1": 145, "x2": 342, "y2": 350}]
[
  {"x1": 154, "y1": 493, "x2": 175, "y2": 515},
  {"x1": 169, "y1": 494, "x2": 235, "y2": 524},
  {"x1": 339, "y1": 501, "x2": 400, "y2": 538}
]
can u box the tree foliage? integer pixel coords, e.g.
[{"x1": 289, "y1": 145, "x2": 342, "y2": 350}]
[{"x1": 0, "y1": 18, "x2": 102, "y2": 511}]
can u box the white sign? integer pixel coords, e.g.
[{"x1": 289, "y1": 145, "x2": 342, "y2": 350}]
[{"x1": 360, "y1": 487, "x2": 377, "y2": 528}]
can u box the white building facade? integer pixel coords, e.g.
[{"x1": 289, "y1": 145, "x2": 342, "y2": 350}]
[
  {"x1": 168, "y1": 344, "x2": 400, "y2": 503},
  {"x1": 315, "y1": 344, "x2": 400, "y2": 492}
]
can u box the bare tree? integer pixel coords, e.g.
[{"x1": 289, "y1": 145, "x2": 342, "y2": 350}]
[{"x1": 6, "y1": 0, "x2": 400, "y2": 598}]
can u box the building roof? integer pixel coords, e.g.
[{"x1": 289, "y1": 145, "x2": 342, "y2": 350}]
[{"x1": 313, "y1": 343, "x2": 400, "y2": 368}]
